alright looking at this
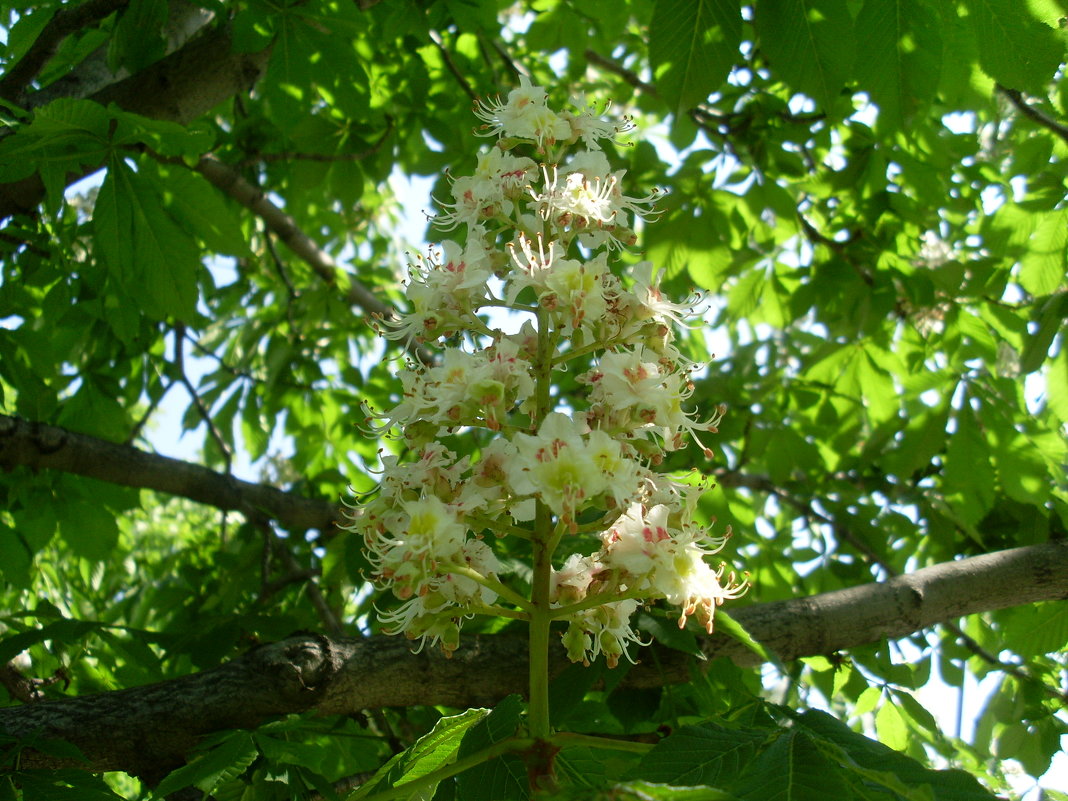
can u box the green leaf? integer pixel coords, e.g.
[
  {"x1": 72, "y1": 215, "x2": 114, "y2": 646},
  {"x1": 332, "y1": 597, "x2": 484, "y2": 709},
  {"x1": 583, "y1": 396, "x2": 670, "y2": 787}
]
[
  {"x1": 603, "y1": 781, "x2": 737, "y2": 800},
  {"x1": 94, "y1": 157, "x2": 200, "y2": 320},
  {"x1": 628, "y1": 723, "x2": 767, "y2": 786},
  {"x1": 942, "y1": 403, "x2": 996, "y2": 530},
  {"x1": 854, "y1": 0, "x2": 942, "y2": 129},
  {"x1": 875, "y1": 698, "x2": 908, "y2": 751},
  {"x1": 146, "y1": 162, "x2": 253, "y2": 257},
  {"x1": 58, "y1": 500, "x2": 120, "y2": 562},
  {"x1": 730, "y1": 729, "x2": 848, "y2": 801},
  {"x1": 0, "y1": 99, "x2": 111, "y2": 208},
  {"x1": 796, "y1": 710, "x2": 997, "y2": 800},
  {"x1": 0, "y1": 521, "x2": 33, "y2": 590},
  {"x1": 0, "y1": 619, "x2": 102, "y2": 666},
  {"x1": 154, "y1": 732, "x2": 259, "y2": 797},
  {"x1": 1020, "y1": 292, "x2": 1068, "y2": 374},
  {"x1": 638, "y1": 611, "x2": 704, "y2": 658},
  {"x1": 109, "y1": 0, "x2": 167, "y2": 72},
  {"x1": 454, "y1": 695, "x2": 526, "y2": 801},
  {"x1": 349, "y1": 707, "x2": 490, "y2": 799},
  {"x1": 650, "y1": 0, "x2": 743, "y2": 115},
  {"x1": 1018, "y1": 208, "x2": 1068, "y2": 297},
  {"x1": 1046, "y1": 344, "x2": 1068, "y2": 423},
  {"x1": 712, "y1": 611, "x2": 779, "y2": 667},
  {"x1": 754, "y1": 0, "x2": 854, "y2": 111},
  {"x1": 14, "y1": 771, "x2": 125, "y2": 800},
  {"x1": 999, "y1": 602, "x2": 1068, "y2": 657},
  {"x1": 964, "y1": 0, "x2": 1064, "y2": 93}
]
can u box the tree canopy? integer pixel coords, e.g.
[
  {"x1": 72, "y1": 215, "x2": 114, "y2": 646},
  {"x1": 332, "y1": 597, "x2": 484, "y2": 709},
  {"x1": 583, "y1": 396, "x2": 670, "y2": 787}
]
[{"x1": 0, "y1": 1, "x2": 1066, "y2": 800}]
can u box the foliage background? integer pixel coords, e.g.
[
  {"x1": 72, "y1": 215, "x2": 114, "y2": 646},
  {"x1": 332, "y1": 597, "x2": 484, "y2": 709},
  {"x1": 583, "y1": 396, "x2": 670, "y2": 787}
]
[{"x1": 0, "y1": 0, "x2": 1066, "y2": 799}]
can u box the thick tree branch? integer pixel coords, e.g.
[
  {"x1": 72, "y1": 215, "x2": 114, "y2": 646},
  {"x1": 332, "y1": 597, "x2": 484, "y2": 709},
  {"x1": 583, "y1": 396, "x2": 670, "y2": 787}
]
[
  {"x1": 1, "y1": 541, "x2": 1064, "y2": 778},
  {"x1": 0, "y1": 413, "x2": 338, "y2": 534},
  {"x1": 0, "y1": 0, "x2": 130, "y2": 102},
  {"x1": 0, "y1": 23, "x2": 271, "y2": 220}
]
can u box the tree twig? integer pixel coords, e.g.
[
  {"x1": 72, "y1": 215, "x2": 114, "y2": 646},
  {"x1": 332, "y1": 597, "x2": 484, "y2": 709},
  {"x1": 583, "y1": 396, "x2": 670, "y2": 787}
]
[
  {"x1": 189, "y1": 154, "x2": 432, "y2": 364},
  {"x1": 428, "y1": 30, "x2": 478, "y2": 102},
  {"x1": 997, "y1": 84, "x2": 1068, "y2": 146},
  {"x1": 584, "y1": 49, "x2": 658, "y2": 96},
  {"x1": 0, "y1": 413, "x2": 339, "y2": 534}
]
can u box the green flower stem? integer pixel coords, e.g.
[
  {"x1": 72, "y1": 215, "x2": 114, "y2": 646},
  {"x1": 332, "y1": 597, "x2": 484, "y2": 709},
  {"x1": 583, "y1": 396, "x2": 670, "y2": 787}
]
[
  {"x1": 528, "y1": 305, "x2": 557, "y2": 742},
  {"x1": 549, "y1": 731, "x2": 655, "y2": 755},
  {"x1": 477, "y1": 298, "x2": 541, "y2": 313},
  {"x1": 545, "y1": 517, "x2": 569, "y2": 560},
  {"x1": 356, "y1": 737, "x2": 534, "y2": 801},
  {"x1": 439, "y1": 564, "x2": 535, "y2": 612},
  {"x1": 549, "y1": 587, "x2": 647, "y2": 619},
  {"x1": 463, "y1": 512, "x2": 532, "y2": 539},
  {"x1": 464, "y1": 603, "x2": 529, "y2": 621}
]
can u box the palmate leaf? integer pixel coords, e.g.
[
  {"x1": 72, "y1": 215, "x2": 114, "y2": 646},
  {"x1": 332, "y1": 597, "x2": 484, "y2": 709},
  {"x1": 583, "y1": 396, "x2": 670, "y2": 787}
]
[
  {"x1": 963, "y1": 0, "x2": 1064, "y2": 93},
  {"x1": 626, "y1": 722, "x2": 769, "y2": 787},
  {"x1": 730, "y1": 729, "x2": 848, "y2": 801},
  {"x1": 649, "y1": 0, "x2": 743, "y2": 116},
  {"x1": 153, "y1": 732, "x2": 259, "y2": 797},
  {"x1": 853, "y1": 0, "x2": 942, "y2": 129},
  {"x1": 753, "y1": 0, "x2": 854, "y2": 112},
  {"x1": 347, "y1": 707, "x2": 491, "y2": 800},
  {"x1": 795, "y1": 710, "x2": 997, "y2": 801},
  {"x1": 93, "y1": 155, "x2": 200, "y2": 321}
]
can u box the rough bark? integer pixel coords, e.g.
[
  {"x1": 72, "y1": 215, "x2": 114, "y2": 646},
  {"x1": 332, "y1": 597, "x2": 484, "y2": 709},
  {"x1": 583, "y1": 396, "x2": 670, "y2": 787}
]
[
  {"x1": 0, "y1": 413, "x2": 338, "y2": 534},
  {"x1": 1, "y1": 540, "x2": 1065, "y2": 778},
  {"x1": 0, "y1": 22, "x2": 271, "y2": 220}
]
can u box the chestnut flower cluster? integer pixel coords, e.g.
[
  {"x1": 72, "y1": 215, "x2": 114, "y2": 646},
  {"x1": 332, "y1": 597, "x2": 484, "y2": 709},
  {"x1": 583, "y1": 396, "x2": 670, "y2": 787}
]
[{"x1": 345, "y1": 77, "x2": 746, "y2": 666}]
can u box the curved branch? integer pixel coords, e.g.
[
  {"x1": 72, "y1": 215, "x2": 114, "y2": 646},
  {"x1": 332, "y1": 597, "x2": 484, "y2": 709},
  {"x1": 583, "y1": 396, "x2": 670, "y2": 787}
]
[
  {"x1": 0, "y1": 413, "x2": 338, "y2": 534},
  {"x1": 997, "y1": 84, "x2": 1068, "y2": 146},
  {"x1": 191, "y1": 156, "x2": 399, "y2": 328},
  {"x1": 1, "y1": 541, "x2": 1064, "y2": 777}
]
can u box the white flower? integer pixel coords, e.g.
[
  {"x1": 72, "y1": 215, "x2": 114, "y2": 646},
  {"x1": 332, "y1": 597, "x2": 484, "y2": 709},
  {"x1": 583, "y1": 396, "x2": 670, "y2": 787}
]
[
  {"x1": 564, "y1": 95, "x2": 634, "y2": 148},
  {"x1": 473, "y1": 74, "x2": 571, "y2": 149},
  {"x1": 551, "y1": 552, "x2": 599, "y2": 604},
  {"x1": 508, "y1": 412, "x2": 604, "y2": 525},
  {"x1": 562, "y1": 599, "x2": 645, "y2": 668}
]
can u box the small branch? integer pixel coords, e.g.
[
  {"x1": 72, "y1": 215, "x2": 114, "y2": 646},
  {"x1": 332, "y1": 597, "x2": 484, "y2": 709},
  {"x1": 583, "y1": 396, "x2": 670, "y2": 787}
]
[
  {"x1": 185, "y1": 334, "x2": 315, "y2": 391},
  {"x1": 796, "y1": 211, "x2": 871, "y2": 285},
  {"x1": 263, "y1": 229, "x2": 300, "y2": 336},
  {"x1": 174, "y1": 324, "x2": 233, "y2": 475},
  {"x1": 275, "y1": 537, "x2": 344, "y2": 637},
  {"x1": 125, "y1": 379, "x2": 173, "y2": 446},
  {"x1": 484, "y1": 33, "x2": 524, "y2": 82},
  {"x1": 997, "y1": 84, "x2": 1068, "y2": 146},
  {"x1": 0, "y1": 661, "x2": 69, "y2": 704},
  {"x1": 583, "y1": 49, "x2": 658, "y2": 97},
  {"x1": 0, "y1": 0, "x2": 130, "y2": 102},
  {"x1": 0, "y1": 413, "x2": 339, "y2": 533},
  {"x1": 188, "y1": 154, "x2": 431, "y2": 363},
  {"x1": 428, "y1": 30, "x2": 478, "y2": 102}
]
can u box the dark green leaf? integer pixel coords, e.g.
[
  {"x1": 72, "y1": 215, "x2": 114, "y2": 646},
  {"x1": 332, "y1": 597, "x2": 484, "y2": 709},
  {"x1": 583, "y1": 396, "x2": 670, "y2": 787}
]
[
  {"x1": 650, "y1": 0, "x2": 743, "y2": 115},
  {"x1": 754, "y1": 0, "x2": 854, "y2": 111}
]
